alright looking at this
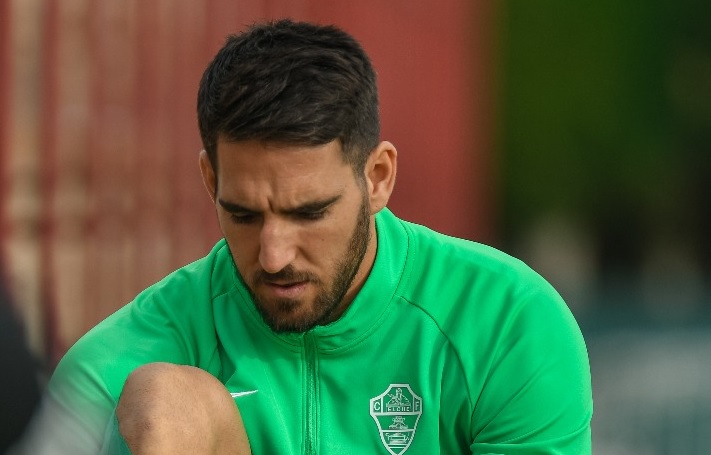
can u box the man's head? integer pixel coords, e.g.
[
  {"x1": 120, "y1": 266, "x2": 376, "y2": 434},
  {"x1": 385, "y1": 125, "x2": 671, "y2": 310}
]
[
  {"x1": 197, "y1": 19, "x2": 380, "y2": 178},
  {"x1": 197, "y1": 20, "x2": 397, "y2": 333}
]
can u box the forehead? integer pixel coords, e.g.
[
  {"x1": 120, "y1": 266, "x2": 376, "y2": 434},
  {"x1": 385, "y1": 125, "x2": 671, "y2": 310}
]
[{"x1": 214, "y1": 139, "x2": 357, "y2": 203}]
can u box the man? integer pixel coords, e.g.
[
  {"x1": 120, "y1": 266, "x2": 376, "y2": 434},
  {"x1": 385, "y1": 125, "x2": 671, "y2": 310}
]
[{"x1": 20, "y1": 19, "x2": 592, "y2": 454}]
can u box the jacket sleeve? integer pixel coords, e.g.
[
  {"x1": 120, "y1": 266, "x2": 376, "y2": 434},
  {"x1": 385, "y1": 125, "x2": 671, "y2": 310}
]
[
  {"x1": 469, "y1": 283, "x2": 593, "y2": 454},
  {"x1": 11, "y1": 311, "x2": 132, "y2": 455},
  {"x1": 14, "y1": 270, "x2": 223, "y2": 455}
]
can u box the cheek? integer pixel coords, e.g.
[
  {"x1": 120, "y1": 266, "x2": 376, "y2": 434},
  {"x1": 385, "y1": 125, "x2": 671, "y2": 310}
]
[
  {"x1": 301, "y1": 218, "x2": 356, "y2": 262},
  {"x1": 218, "y1": 219, "x2": 259, "y2": 264}
]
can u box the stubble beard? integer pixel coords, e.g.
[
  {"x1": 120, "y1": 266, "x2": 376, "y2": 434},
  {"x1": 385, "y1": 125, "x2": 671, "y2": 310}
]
[{"x1": 249, "y1": 196, "x2": 371, "y2": 333}]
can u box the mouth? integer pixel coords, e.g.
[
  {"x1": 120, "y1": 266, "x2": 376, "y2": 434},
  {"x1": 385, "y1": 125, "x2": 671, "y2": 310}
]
[{"x1": 262, "y1": 280, "x2": 309, "y2": 299}]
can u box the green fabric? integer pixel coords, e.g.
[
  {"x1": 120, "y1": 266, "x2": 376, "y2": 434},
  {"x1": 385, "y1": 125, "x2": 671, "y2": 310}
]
[{"x1": 48, "y1": 208, "x2": 592, "y2": 454}]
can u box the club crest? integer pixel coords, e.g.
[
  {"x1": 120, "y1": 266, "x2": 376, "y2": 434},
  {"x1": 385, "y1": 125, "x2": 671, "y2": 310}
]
[{"x1": 370, "y1": 384, "x2": 422, "y2": 455}]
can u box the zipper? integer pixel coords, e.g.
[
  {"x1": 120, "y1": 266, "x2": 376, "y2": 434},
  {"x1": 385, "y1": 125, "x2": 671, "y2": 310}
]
[{"x1": 303, "y1": 332, "x2": 319, "y2": 454}]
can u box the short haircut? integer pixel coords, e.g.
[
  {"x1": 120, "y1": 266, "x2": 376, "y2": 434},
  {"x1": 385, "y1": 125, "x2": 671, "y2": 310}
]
[{"x1": 197, "y1": 19, "x2": 380, "y2": 176}]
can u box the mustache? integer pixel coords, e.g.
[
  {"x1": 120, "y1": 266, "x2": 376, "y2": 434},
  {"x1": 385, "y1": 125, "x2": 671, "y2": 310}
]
[{"x1": 253, "y1": 265, "x2": 320, "y2": 285}]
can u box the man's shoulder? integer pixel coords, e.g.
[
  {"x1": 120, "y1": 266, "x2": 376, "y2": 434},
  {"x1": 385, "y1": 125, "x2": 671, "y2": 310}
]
[
  {"x1": 46, "y1": 240, "x2": 233, "y2": 418},
  {"x1": 54, "y1": 239, "x2": 234, "y2": 378},
  {"x1": 378, "y1": 208, "x2": 526, "y2": 277},
  {"x1": 136, "y1": 238, "x2": 234, "y2": 306},
  {"x1": 397, "y1": 216, "x2": 542, "y2": 291},
  {"x1": 390, "y1": 214, "x2": 566, "y2": 327}
]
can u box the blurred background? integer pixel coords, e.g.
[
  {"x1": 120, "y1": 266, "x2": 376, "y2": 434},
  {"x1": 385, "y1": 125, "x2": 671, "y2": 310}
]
[{"x1": 1, "y1": 0, "x2": 709, "y2": 453}]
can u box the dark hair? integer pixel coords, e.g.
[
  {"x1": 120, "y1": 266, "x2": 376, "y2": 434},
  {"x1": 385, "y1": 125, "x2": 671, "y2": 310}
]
[{"x1": 197, "y1": 19, "x2": 380, "y2": 175}]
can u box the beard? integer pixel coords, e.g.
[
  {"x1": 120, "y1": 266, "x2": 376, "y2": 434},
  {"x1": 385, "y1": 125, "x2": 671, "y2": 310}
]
[{"x1": 247, "y1": 195, "x2": 371, "y2": 333}]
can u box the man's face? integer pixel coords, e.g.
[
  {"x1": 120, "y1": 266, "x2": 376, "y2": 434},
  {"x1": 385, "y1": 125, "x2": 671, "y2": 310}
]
[{"x1": 206, "y1": 139, "x2": 377, "y2": 333}]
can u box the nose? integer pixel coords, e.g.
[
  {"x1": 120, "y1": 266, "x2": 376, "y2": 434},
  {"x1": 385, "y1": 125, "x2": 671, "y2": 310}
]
[{"x1": 258, "y1": 217, "x2": 297, "y2": 274}]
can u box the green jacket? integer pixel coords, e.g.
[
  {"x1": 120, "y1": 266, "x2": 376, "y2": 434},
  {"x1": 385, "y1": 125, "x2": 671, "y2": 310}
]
[{"x1": 34, "y1": 209, "x2": 592, "y2": 454}]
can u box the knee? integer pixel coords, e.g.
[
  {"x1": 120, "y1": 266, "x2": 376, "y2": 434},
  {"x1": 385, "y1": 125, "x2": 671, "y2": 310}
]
[
  {"x1": 116, "y1": 363, "x2": 236, "y2": 449},
  {"x1": 117, "y1": 363, "x2": 251, "y2": 454},
  {"x1": 122, "y1": 362, "x2": 231, "y2": 398}
]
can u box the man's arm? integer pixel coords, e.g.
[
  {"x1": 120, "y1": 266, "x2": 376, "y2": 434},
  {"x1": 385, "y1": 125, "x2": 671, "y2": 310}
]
[
  {"x1": 15, "y1": 288, "x2": 221, "y2": 453},
  {"x1": 469, "y1": 285, "x2": 593, "y2": 454}
]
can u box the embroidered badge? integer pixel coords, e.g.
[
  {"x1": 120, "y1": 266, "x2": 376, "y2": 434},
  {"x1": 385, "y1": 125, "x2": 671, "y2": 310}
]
[{"x1": 370, "y1": 384, "x2": 422, "y2": 455}]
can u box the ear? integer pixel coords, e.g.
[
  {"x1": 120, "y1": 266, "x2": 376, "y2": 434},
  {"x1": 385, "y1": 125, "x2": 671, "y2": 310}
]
[
  {"x1": 198, "y1": 150, "x2": 217, "y2": 203},
  {"x1": 364, "y1": 141, "x2": 397, "y2": 214}
]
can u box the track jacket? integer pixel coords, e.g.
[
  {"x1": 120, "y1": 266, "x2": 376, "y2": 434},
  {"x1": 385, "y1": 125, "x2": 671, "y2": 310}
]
[{"x1": 25, "y1": 208, "x2": 592, "y2": 454}]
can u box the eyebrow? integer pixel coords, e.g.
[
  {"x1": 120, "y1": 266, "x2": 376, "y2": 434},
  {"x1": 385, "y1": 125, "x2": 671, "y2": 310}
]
[{"x1": 218, "y1": 194, "x2": 342, "y2": 215}]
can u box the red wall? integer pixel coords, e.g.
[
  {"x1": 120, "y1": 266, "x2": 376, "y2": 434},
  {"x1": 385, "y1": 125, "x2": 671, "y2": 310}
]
[
  {"x1": 1, "y1": 0, "x2": 494, "y2": 358},
  {"x1": 203, "y1": 0, "x2": 495, "y2": 241},
  {"x1": 0, "y1": 0, "x2": 9, "y2": 248}
]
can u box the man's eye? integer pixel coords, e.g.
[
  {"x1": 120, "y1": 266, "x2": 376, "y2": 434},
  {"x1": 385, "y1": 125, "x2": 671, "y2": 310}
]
[
  {"x1": 230, "y1": 213, "x2": 257, "y2": 224},
  {"x1": 297, "y1": 210, "x2": 326, "y2": 221}
]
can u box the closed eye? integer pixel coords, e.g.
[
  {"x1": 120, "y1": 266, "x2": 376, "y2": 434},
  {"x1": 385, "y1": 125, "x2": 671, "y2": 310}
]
[
  {"x1": 294, "y1": 209, "x2": 327, "y2": 221},
  {"x1": 218, "y1": 195, "x2": 340, "y2": 225},
  {"x1": 284, "y1": 195, "x2": 341, "y2": 222},
  {"x1": 229, "y1": 212, "x2": 259, "y2": 225}
]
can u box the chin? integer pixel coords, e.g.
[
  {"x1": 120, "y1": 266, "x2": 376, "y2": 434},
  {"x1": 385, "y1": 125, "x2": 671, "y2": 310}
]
[
  {"x1": 267, "y1": 317, "x2": 321, "y2": 334},
  {"x1": 258, "y1": 303, "x2": 322, "y2": 333}
]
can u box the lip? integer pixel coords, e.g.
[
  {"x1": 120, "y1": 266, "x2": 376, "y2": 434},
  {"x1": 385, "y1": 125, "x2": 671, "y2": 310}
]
[{"x1": 263, "y1": 281, "x2": 309, "y2": 299}]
